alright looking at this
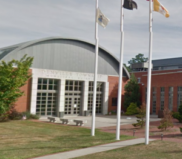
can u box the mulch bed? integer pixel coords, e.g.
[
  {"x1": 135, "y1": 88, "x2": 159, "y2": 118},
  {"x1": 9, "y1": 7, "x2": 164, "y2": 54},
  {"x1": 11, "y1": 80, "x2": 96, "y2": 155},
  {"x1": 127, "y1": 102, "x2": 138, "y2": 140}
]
[{"x1": 99, "y1": 119, "x2": 182, "y2": 143}]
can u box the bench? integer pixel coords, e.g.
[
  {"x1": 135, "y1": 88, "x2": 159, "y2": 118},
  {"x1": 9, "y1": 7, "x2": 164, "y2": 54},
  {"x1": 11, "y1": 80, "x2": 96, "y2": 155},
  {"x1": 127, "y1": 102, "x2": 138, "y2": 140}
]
[
  {"x1": 73, "y1": 120, "x2": 87, "y2": 126},
  {"x1": 47, "y1": 117, "x2": 58, "y2": 123},
  {"x1": 60, "y1": 119, "x2": 73, "y2": 124}
]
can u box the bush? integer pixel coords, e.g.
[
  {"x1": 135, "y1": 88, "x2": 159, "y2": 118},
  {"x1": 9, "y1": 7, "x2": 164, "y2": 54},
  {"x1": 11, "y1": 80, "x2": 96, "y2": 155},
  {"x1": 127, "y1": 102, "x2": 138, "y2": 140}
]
[
  {"x1": 172, "y1": 112, "x2": 180, "y2": 119},
  {"x1": 172, "y1": 105, "x2": 182, "y2": 123},
  {"x1": 0, "y1": 113, "x2": 9, "y2": 122},
  {"x1": 179, "y1": 105, "x2": 182, "y2": 115},
  {"x1": 158, "y1": 109, "x2": 173, "y2": 131},
  {"x1": 8, "y1": 106, "x2": 22, "y2": 120},
  {"x1": 180, "y1": 127, "x2": 182, "y2": 133},
  {"x1": 125, "y1": 103, "x2": 138, "y2": 115},
  {"x1": 133, "y1": 104, "x2": 146, "y2": 128},
  {"x1": 22, "y1": 112, "x2": 40, "y2": 119}
]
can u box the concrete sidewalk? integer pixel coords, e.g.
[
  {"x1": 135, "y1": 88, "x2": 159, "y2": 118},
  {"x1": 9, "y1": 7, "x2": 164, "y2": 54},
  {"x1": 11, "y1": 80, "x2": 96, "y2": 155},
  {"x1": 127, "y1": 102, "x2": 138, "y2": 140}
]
[
  {"x1": 33, "y1": 138, "x2": 155, "y2": 159},
  {"x1": 39, "y1": 115, "x2": 160, "y2": 128}
]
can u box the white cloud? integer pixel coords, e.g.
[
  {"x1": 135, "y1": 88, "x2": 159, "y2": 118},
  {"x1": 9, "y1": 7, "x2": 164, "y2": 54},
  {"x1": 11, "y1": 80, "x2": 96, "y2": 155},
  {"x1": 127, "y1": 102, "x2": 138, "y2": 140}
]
[{"x1": 0, "y1": 0, "x2": 181, "y2": 63}]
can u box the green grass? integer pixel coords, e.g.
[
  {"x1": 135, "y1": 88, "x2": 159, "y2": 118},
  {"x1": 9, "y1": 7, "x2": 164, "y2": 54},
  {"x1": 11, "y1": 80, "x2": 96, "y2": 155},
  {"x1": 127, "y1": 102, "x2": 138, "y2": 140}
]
[
  {"x1": 74, "y1": 140, "x2": 182, "y2": 159},
  {"x1": 0, "y1": 120, "x2": 133, "y2": 159}
]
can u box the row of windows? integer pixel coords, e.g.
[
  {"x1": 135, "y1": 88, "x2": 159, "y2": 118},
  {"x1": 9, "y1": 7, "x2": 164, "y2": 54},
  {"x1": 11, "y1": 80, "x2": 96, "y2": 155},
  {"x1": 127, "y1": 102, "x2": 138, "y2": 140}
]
[
  {"x1": 36, "y1": 78, "x2": 104, "y2": 116},
  {"x1": 151, "y1": 87, "x2": 180, "y2": 112}
]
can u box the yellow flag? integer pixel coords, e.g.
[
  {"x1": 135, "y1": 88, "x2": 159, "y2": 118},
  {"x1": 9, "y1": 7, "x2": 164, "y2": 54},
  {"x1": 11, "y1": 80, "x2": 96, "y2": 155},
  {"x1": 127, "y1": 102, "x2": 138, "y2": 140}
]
[{"x1": 153, "y1": 0, "x2": 169, "y2": 18}]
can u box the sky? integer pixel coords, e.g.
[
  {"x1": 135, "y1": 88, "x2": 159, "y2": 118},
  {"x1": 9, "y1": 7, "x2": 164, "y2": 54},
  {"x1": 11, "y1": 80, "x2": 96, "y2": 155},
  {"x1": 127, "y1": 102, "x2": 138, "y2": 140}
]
[{"x1": 0, "y1": 0, "x2": 181, "y2": 64}]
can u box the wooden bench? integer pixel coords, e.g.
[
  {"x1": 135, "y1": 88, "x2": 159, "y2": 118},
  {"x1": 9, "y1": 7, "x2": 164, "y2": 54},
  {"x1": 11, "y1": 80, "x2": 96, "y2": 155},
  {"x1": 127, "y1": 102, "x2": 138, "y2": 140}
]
[
  {"x1": 47, "y1": 117, "x2": 58, "y2": 123},
  {"x1": 60, "y1": 119, "x2": 73, "y2": 124},
  {"x1": 73, "y1": 120, "x2": 87, "y2": 126}
]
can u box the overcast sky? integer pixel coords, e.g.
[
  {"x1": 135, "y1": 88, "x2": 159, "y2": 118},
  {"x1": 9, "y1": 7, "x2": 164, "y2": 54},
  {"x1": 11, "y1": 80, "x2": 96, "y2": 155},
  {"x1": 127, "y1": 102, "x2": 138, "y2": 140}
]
[{"x1": 0, "y1": 0, "x2": 181, "y2": 64}]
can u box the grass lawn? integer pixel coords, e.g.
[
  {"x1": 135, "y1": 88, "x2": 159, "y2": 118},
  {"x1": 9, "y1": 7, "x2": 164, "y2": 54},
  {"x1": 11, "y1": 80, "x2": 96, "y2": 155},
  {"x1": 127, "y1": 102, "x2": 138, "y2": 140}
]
[
  {"x1": 0, "y1": 120, "x2": 133, "y2": 159},
  {"x1": 74, "y1": 140, "x2": 182, "y2": 159}
]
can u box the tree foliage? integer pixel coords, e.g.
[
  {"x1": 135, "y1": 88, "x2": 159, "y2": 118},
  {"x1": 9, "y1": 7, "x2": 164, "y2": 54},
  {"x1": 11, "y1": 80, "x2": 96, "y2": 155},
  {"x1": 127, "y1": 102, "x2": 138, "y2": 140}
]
[
  {"x1": 172, "y1": 105, "x2": 182, "y2": 123},
  {"x1": 128, "y1": 53, "x2": 148, "y2": 65},
  {"x1": 124, "y1": 63, "x2": 131, "y2": 72},
  {"x1": 133, "y1": 104, "x2": 146, "y2": 128},
  {"x1": 125, "y1": 103, "x2": 138, "y2": 115},
  {"x1": 124, "y1": 74, "x2": 141, "y2": 108},
  {"x1": 0, "y1": 55, "x2": 33, "y2": 115},
  {"x1": 158, "y1": 109, "x2": 173, "y2": 131}
]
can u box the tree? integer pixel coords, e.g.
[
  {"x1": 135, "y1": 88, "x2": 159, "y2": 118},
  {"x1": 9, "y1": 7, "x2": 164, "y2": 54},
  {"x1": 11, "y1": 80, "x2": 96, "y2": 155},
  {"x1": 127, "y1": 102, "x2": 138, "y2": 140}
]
[
  {"x1": 124, "y1": 63, "x2": 131, "y2": 72},
  {"x1": 158, "y1": 108, "x2": 173, "y2": 131},
  {"x1": 124, "y1": 74, "x2": 141, "y2": 108},
  {"x1": 125, "y1": 53, "x2": 148, "y2": 72},
  {"x1": 128, "y1": 53, "x2": 148, "y2": 65},
  {"x1": 0, "y1": 55, "x2": 33, "y2": 116},
  {"x1": 133, "y1": 104, "x2": 146, "y2": 128},
  {"x1": 125, "y1": 103, "x2": 138, "y2": 115}
]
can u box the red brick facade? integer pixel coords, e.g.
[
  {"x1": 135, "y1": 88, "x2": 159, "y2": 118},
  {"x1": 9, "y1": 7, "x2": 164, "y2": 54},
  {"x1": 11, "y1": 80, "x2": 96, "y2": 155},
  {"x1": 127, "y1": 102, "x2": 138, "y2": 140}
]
[
  {"x1": 134, "y1": 69, "x2": 182, "y2": 114},
  {"x1": 14, "y1": 70, "x2": 32, "y2": 112},
  {"x1": 108, "y1": 76, "x2": 129, "y2": 113}
]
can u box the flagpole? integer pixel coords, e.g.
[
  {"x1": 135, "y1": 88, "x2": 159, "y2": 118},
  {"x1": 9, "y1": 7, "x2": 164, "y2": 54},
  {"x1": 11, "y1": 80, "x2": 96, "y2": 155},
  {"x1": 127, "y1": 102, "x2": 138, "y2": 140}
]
[
  {"x1": 91, "y1": 0, "x2": 99, "y2": 136},
  {"x1": 116, "y1": 0, "x2": 124, "y2": 140},
  {"x1": 145, "y1": 0, "x2": 153, "y2": 145}
]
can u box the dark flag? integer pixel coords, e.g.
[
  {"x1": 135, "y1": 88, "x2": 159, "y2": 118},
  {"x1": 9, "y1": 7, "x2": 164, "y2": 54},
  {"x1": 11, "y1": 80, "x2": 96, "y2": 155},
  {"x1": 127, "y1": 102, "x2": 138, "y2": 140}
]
[{"x1": 123, "y1": 0, "x2": 138, "y2": 10}]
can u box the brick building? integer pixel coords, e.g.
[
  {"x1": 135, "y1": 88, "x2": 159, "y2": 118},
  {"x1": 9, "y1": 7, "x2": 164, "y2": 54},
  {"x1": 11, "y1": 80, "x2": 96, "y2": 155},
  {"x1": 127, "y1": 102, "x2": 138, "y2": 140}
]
[
  {"x1": 0, "y1": 37, "x2": 130, "y2": 117},
  {"x1": 133, "y1": 57, "x2": 182, "y2": 114}
]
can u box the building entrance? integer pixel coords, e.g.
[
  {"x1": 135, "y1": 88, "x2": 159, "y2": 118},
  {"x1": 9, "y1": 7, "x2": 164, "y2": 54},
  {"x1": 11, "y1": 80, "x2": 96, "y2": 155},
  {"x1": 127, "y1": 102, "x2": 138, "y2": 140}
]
[
  {"x1": 64, "y1": 94, "x2": 81, "y2": 115},
  {"x1": 64, "y1": 80, "x2": 83, "y2": 115},
  {"x1": 88, "y1": 82, "x2": 103, "y2": 114}
]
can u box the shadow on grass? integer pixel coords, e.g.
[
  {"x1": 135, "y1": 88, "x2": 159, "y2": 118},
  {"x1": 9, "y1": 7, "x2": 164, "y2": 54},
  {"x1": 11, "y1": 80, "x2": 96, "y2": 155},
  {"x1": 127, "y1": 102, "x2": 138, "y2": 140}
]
[{"x1": 164, "y1": 150, "x2": 182, "y2": 154}]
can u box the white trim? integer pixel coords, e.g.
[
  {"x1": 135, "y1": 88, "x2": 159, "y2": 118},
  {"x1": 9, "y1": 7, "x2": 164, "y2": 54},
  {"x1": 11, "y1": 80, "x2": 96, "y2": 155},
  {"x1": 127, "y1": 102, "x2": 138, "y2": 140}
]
[
  {"x1": 30, "y1": 68, "x2": 109, "y2": 116},
  {"x1": 30, "y1": 77, "x2": 38, "y2": 114}
]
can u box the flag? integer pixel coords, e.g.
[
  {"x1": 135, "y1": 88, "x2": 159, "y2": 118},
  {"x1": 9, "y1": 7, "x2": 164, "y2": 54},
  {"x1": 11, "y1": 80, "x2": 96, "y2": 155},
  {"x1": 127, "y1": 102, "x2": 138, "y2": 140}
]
[
  {"x1": 96, "y1": 8, "x2": 110, "y2": 28},
  {"x1": 153, "y1": 0, "x2": 169, "y2": 18},
  {"x1": 123, "y1": 0, "x2": 138, "y2": 10}
]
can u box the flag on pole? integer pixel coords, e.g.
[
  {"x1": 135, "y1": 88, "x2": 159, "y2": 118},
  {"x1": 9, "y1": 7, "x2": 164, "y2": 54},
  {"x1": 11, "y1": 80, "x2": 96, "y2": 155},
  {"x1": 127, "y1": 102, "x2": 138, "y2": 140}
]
[
  {"x1": 96, "y1": 8, "x2": 110, "y2": 28},
  {"x1": 147, "y1": 0, "x2": 169, "y2": 18},
  {"x1": 123, "y1": 0, "x2": 138, "y2": 10}
]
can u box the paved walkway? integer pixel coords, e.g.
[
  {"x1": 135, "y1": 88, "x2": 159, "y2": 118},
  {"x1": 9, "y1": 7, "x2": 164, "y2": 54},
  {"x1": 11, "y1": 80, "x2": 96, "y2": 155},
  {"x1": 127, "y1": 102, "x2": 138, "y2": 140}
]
[
  {"x1": 40, "y1": 115, "x2": 160, "y2": 128},
  {"x1": 33, "y1": 138, "x2": 155, "y2": 159}
]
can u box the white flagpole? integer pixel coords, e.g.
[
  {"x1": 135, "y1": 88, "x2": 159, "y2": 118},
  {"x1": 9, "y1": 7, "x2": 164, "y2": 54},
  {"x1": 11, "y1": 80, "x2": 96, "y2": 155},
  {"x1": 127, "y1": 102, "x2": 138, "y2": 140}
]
[
  {"x1": 145, "y1": 0, "x2": 153, "y2": 145},
  {"x1": 116, "y1": 0, "x2": 124, "y2": 140},
  {"x1": 91, "y1": 0, "x2": 99, "y2": 136}
]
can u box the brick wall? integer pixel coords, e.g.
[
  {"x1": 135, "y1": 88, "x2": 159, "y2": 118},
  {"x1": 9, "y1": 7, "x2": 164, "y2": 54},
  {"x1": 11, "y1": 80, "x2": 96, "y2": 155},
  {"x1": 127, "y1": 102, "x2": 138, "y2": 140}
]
[
  {"x1": 134, "y1": 69, "x2": 182, "y2": 114},
  {"x1": 108, "y1": 76, "x2": 129, "y2": 113},
  {"x1": 14, "y1": 69, "x2": 32, "y2": 112}
]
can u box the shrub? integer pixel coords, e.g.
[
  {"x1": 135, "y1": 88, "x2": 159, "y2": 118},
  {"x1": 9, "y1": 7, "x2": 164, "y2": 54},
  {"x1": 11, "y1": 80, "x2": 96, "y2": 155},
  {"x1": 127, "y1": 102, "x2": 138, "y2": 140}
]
[
  {"x1": 8, "y1": 106, "x2": 22, "y2": 120},
  {"x1": 125, "y1": 103, "x2": 138, "y2": 115},
  {"x1": 179, "y1": 105, "x2": 182, "y2": 115},
  {"x1": 158, "y1": 109, "x2": 173, "y2": 131},
  {"x1": 0, "y1": 113, "x2": 9, "y2": 122},
  {"x1": 172, "y1": 112, "x2": 180, "y2": 119},
  {"x1": 133, "y1": 104, "x2": 146, "y2": 128},
  {"x1": 22, "y1": 112, "x2": 40, "y2": 119},
  {"x1": 172, "y1": 105, "x2": 182, "y2": 123},
  {"x1": 180, "y1": 127, "x2": 182, "y2": 133}
]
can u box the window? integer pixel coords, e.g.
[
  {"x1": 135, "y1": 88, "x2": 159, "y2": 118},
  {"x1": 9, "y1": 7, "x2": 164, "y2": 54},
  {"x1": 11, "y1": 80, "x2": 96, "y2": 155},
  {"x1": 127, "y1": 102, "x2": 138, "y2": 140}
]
[
  {"x1": 178, "y1": 86, "x2": 182, "y2": 109},
  {"x1": 36, "y1": 78, "x2": 58, "y2": 116},
  {"x1": 37, "y1": 78, "x2": 58, "y2": 90},
  {"x1": 112, "y1": 98, "x2": 117, "y2": 106},
  {"x1": 160, "y1": 87, "x2": 165, "y2": 110},
  {"x1": 152, "y1": 87, "x2": 157, "y2": 113},
  {"x1": 88, "y1": 82, "x2": 103, "y2": 114},
  {"x1": 168, "y1": 87, "x2": 173, "y2": 110},
  {"x1": 137, "y1": 78, "x2": 141, "y2": 84}
]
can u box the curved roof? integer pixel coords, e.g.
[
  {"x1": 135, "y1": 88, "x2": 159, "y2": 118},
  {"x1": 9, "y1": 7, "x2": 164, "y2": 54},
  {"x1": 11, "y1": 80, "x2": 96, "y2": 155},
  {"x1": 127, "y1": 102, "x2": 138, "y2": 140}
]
[{"x1": 0, "y1": 37, "x2": 130, "y2": 78}]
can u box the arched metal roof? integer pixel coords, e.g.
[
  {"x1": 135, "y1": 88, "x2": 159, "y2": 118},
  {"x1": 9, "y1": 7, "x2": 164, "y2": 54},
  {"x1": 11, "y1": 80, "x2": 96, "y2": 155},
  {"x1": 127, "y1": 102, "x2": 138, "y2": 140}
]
[{"x1": 0, "y1": 37, "x2": 130, "y2": 78}]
